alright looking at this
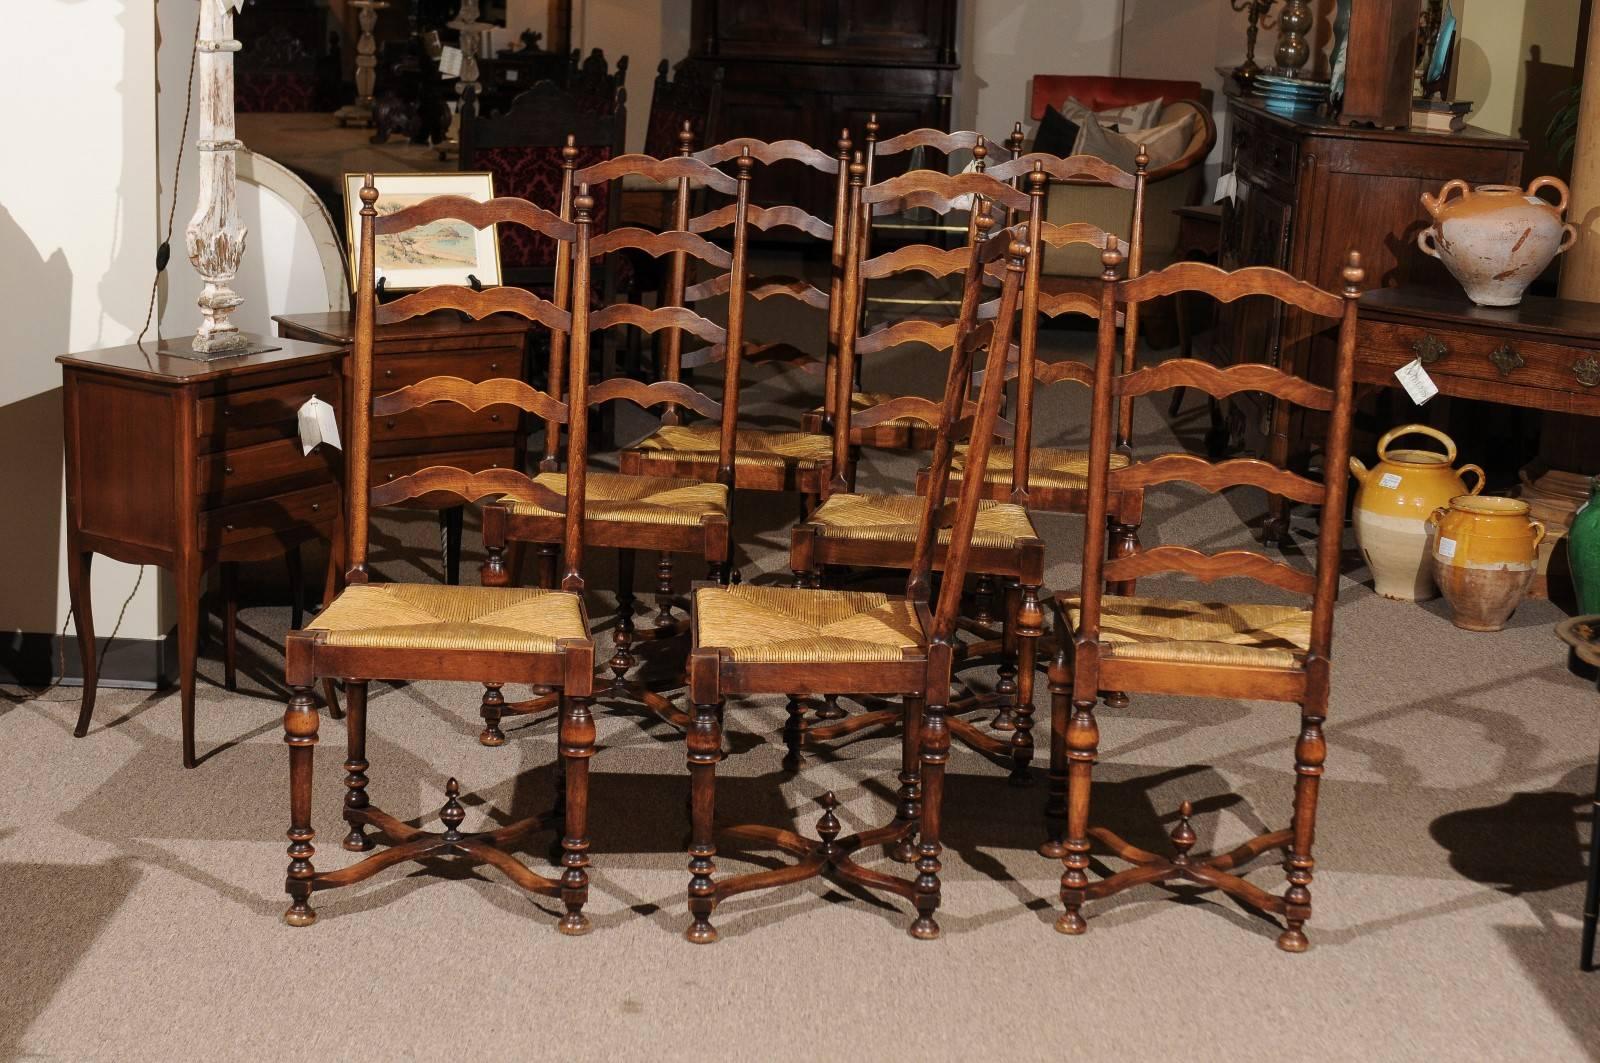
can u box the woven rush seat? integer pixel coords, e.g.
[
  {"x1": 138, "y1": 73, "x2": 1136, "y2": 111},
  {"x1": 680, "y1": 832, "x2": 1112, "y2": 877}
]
[
  {"x1": 503, "y1": 471, "x2": 727, "y2": 526},
  {"x1": 695, "y1": 584, "x2": 923, "y2": 664},
  {"x1": 952, "y1": 444, "x2": 1131, "y2": 491},
  {"x1": 631, "y1": 425, "x2": 833, "y2": 470},
  {"x1": 808, "y1": 391, "x2": 931, "y2": 428},
  {"x1": 1062, "y1": 594, "x2": 1312, "y2": 668},
  {"x1": 810, "y1": 492, "x2": 1037, "y2": 549},
  {"x1": 307, "y1": 583, "x2": 586, "y2": 653}
]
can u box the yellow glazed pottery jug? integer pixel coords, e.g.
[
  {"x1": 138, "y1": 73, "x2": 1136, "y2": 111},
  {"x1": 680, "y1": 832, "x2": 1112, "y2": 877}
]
[
  {"x1": 1349, "y1": 424, "x2": 1484, "y2": 601},
  {"x1": 1427, "y1": 495, "x2": 1546, "y2": 631},
  {"x1": 1418, "y1": 177, "x2": 1578, "y2": 307}
]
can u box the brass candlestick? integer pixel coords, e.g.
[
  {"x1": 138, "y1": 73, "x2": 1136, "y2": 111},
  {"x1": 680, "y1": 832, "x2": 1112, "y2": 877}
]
[{"x1": 1230, "y1": 0, "x2": 1279, "y2": 87}]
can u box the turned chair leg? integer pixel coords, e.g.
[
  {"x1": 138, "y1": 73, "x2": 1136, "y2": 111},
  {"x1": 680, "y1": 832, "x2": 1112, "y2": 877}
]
[
  {"x1": 892, "y1": 694, "x2": 923, "y2": 864},
  {"x1": 610, "y1": 548, "x2": 638, "y2": 683},
  {"x1": 479, "y1": 683, "x2": 507, "y2": 747},
  {"x1": 686, "y1": 700, "x2": 723, "y2": 943},
  {"x1": 992, "y1": 581, "x2": 1021, "y2": 731},
  {"x1": 341, "y1": 681, "x2": 372, "y2": 852},
  {"x1": 535, "y1": 542, "x2": 558, "y2": 590},
  {"x1": 558, "y1": 695, "x2": 595, "y2": 935},
  {"x1": 782, "y1": 695, "x2": 807, "y2": 773},
  {"x1": 654, "y1": 554, "x2": 676, "y2": 635},
  {"x1": 1009, "y1": 585, "x2": 1042, "y2": 785},
  {"x1": 283, "y1": 684, "x2": 320, "y2": 926},
  {"x1": 1056, "y1": 696, "x2": 1100, "y2": 935},
  {"x1": 911, "y1": 695, "x2": 949, "y2": 939},
  {"x1": 1278, "y1": 709, "x2": 1326, "y2": 953}
]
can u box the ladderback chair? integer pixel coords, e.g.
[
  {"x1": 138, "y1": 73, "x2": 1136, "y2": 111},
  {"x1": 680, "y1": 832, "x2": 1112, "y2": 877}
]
[
  {"x1": 479, "y1": 152, "x2": 754, "y2": 731},
  {"x1": 1047, "y1": 249, "x2": 1365, "y2": 952},
  {"x1": 279, "y1": 178, "x2": 602, "y2": 934},
  {"x1": 645, "y1": 57, "x2": 723, "y2": 157},
  {"x1": 679, "y1": 210, "x2": 1034, "y2": 944},
  {"x1": 789, "y1": 163, "x2": 1046, "y2": 775},
  {"x1": 617, "y1": 136, "x2": 852, "y2": 508}
]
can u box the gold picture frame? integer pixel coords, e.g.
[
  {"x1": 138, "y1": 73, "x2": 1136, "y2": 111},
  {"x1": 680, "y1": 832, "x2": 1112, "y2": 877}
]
[{"x1": 341, "y1": 171, "x2": 502, "y2": 291}]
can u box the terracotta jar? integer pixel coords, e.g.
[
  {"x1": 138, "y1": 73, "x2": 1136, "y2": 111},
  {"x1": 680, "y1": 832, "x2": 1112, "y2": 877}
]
[
  {"x1": 1427, "y1": 495, "x2": 1546, "y2": 631},
  {"x1": 1349, "y1": 424, "x2": 1484, "y2": 600},
  {"x1": 1418, "y1": 176, "x2": 1578, "y2": 307}
]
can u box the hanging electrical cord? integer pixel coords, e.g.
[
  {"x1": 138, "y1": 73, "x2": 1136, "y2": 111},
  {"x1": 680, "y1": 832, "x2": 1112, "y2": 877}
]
[{"x1": 41, "y1": 8, "x2": 204, "y2": 698}]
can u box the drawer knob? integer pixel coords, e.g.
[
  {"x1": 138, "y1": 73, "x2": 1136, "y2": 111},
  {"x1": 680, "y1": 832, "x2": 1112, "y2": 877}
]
[
  {"x1": 225, "y1": 523, "x2": 235, "y2": 532},
  {"x1": 1575, "y1": 355, "x2": 1600, "y2": 388},
  {"x1": 384, "y1": 369, "x2": 394, "y2": 378},
  {"x1": 490, "y1": 413, "x2": 501, "y2": 422},
  {"x1": 489, "y1": 362, "x2": 500, "y2": 371},
  {"x1": 1489, "y1": 343, "x2": 1525, "y2": 377},
  {"x1": 385, "y1": 419, "x2": 396, "y2": 429},
  {"x1": 311, "y1": 503, "x2": 320, "y2": 512},
  {"x1": 1411, "y1": 334, "x2": 1448, "y2": 365},
  {"x1": 224, "y1": 464, "x2": 234, "y2": 475}
]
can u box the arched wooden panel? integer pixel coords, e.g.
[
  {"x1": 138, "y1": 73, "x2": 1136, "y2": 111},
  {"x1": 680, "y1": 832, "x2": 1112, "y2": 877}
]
[
  {"x1": 586, "y1": 377, "x2": 723, "y2": 420},
  {"x1": 589, "y1": 303, "x2": 727, "y2": 344},
  {"x1": 372, "y1": 376, "x2": 568, "y2": 421},
  {"x1": 375, "y1": 286, "x2": 572, "y2": 331},
  {"x1": 1109, "y1": 454, "x2": 1325, "y2": 505},
  {"x1": 370, "y1": 465, "x2": 560, "y2": 509},
  {"x1": 1103, "y1": 545, "x2": 1316, "y2": 596},
  {"x1": 1117, "y1": 359, "x2": 1335, "y2": 410},
  {"x1": 589, "y1": 227, "x2": 732, "y2": 267},
  {"x1": 374, "y1": 194, "x2": 575, "y2": 241},
  {"x1": 1124, "y1": 261, "x2": 1345, "y2": 318},
  {"x1": 574, "y1": 153, "x2": 739, "y2": 193}
]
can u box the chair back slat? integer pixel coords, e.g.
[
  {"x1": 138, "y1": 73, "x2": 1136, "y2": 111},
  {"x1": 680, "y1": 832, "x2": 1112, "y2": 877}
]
[
  {"x1": 587, "y1": 377, "x2": 724, "y2": 422},
  {"x1": 1033, "y1": 360, "x2": 1096, "y2": 387},
  {"x1": 375, "y1": 286, "x2": 572, "y2": 330},
  {"x1": 1108, "y1": 453, "x2": 1326, "y2": 505},
  {"x1": 862, "y1": 170, "x2": 1031, "y2": 214},
  {"x1": 853, "y1": 395, "x2": 962, "y2": 431},
  {"x1": 861, "y1": 244, "x2": 972, "y2": 281},
  {"x1": 694, "y1": 137, "x2": 840, "y2": 171},
  {"x1": 372, "y1": 376, "x2": 568, "y2": 422},
  {"x1": 1125, "y1": 261, "x2": 1346, "y2": 318},
  {"x1": 1037, "y1": 289, "x2": 1103, "y2": 318},
  {"x1": 987, "y1": 153, "x2": 1138, "y2": 188},
  {"x1": 589, "y1": 226, "x2": 732, "y2": 267},
  {"x1": 1117, "y1": 359, "x2": 1335, "y2": 411},
  {"x1": 691, "y1": 202, "x2": 834, "y2": 241},
  {"x1": 874, "y1": 127, "x2": 988, "y2": 157},
  {"x1": 590, "y1": 302, "x2": 728, "y2": 344},
  {"x1": 1103, "y1": 546, "x2": 1318, "y2": 596},
  {"x1": 370, "y1": 466, "x2": 565, "y2": 512},
  {"x1": 574, "y1": 152, "x2": 739, "y2": 194},
  {"x1": 681, "y1": 340, "x2": 825, "y2": 374},
  {"x1": 374, "y1": 194, "x2": 576, "y2": 241},
  {"x1": 856, "y1": 319, "x2": 959, "y2": 356}
]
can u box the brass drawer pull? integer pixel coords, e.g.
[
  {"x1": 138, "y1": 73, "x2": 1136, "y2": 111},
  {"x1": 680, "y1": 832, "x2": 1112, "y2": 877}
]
[
  {"x1": 489, "y1": 413, "x2": 501, "y2": 423},
  {"x1": 1575, "y1": 355, "x2": 1600, "y2": 387},
  {"x1": 1489, "y1": 344, "x2": 1524, "y2": 377},
  {"x1": 385, "y1": 419, "x2": 396, "y2": 429},
  {"x1": 310, "y1": 503, "x2": 320, "y2": 513},
  {"x1": 489, "y1": 362, "x2": 500, "y2": 371},
  {"x1": 224, "y1": 464, "x2": 234, "y2": 475},
  {"x1": 1411, "y1": 334, "x2": 1448, "y2": 364}
]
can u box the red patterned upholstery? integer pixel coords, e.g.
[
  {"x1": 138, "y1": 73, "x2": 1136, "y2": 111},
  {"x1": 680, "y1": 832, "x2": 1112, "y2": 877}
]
[
  {"x1": 1029, "y1": 76, "x2": 1205, "y2": 121},
  {"x1": 474, "y1": 145, "x2": 612, "y2": 268},
  {"x1": 236, "y1": 72, "x2": 316, "y2": 113}
]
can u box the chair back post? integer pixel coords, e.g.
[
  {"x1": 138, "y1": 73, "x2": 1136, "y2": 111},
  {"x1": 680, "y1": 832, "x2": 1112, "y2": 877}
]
[
  {"x1": 904, "y1": 201, "x2": 996, "y2": 601},
  {"x1": 825, "y1": 127, "x2": 853, "y2": 364},
  {"x1": 1071, "y1": 236, "x2": 1126, "y2": 687},
  {"x1": 561, "y1": 186, "x2": 596, "y2": 592},
  {"x1": 347, "y1": 175, "x2": 379, "y2": 584},
  {"x1": 1308, "y1": 251, "x2": 1365, "y2": 661},
  {"x1": 1116, "y1": 148, "x2": 1150, "y2": 453},
  {"x1": 714, "y1": 150, "x2": 755, "y2": 490},
  {"x1": 924, "y1": 236, "x2": 1030, "y2": 644},
  {"x1": 1010, "y1": 163, "x2": 1049, "y2": 503},
  {"x1": 540, "y1": 137, "x2": 581, "y2": 472},
  {"x1": 659, "y1": 121, "x2": 698, "y2": 426},
  {"x1": 829, "y1": 154, "x2": 868, "y2": 497}
]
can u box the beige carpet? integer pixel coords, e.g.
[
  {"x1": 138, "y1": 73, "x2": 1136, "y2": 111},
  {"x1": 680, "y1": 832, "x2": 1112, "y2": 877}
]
[{"x1": 5, "y1": 307, "x2": 1599, "y2": 1062}]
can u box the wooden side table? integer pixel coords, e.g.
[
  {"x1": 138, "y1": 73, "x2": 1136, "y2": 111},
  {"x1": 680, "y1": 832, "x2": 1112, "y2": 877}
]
[
  {"x1": 273, "y1": 310, "x2": 531, "y2": 583},
  {"x1": 1356, "y1": 288, "x2": 1600, "y2": 596},
  {"x1": 58, "y1": 338, "x2": 345, "y2": 768}
]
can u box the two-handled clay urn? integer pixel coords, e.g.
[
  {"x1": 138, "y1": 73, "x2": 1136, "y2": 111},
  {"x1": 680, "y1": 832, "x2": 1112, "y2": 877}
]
[{"x1": 1418, "y1": 176, "x2": 1578, "y2": 307}]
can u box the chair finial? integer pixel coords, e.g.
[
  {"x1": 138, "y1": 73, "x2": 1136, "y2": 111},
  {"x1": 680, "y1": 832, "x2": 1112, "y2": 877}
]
[
  {"x1": 1135, "y1": 145, "x2": 1150, "y2": 173},
  {"x1": 678, "y1": 120, "x2": 695, "y2": 155},
  {"x1": 848, "y1": 151, "x2": 866, "y2": 184},
  {"x1": 837, "y1": 128, "x2": 852, "y2": 155},
  {"x1": 574, "y1": 183, "x2": 594, "y2": 220},
  {"x1": 1101, "y1": 232, "x2": 1123, "y2": 277},
  {"x1": 359, "y1": 174, "x2": 379, "y2": 210},
  {"x1": 973, "y1": 200, "x2": 994, "y2": 233},
  {"x1": 562, "y1": 133, "x2": 578, "y2": 164},
  {"x1": 735, "y1": 145, "x2": 754, "y2": 176},
  {"x1": 1027, "y1": 161, "x2": 1047, "y2": 193},
  {"x1": 1343, "y1": 250, "x2": 1365, "y2": 296}
]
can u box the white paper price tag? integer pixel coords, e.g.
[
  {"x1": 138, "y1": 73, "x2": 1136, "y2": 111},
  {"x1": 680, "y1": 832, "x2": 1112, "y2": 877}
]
[
  {"x1": 438, "y1": 45, "x2": 463, "y2": 78},
  {"x1": 1214, "y1": 169, "x2": 1238, "y2": 204},
  {"x1": 1437, "y1": 536, "x2": 1457, "y2": 559},
  {"x1": 504, "y1": 68, "x2": 519, "y2": 82},
  {"x1": 298, "y1": 396, "x2": 342, "y2": 455},
  {"x1": 1394, "y1": 357, "x2": 1439, "y2": 405},
  {"x1": 1378, "y1": 472, "x2": 1402, "y2": 490}
]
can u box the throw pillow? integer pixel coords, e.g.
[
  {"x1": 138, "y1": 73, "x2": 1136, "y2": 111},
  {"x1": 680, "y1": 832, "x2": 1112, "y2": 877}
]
[
  {"x1": 1072, "y1": 115, "x2": 1141, "y2": 174},
  {"x1": 1058, "y1": 94, "x2": 1165, "y2": 133},
  {"x1": 1121, "y1": 109, "x2": 1197, "y2": 170},
  {"x1": 1033, "y1": 105, "x2": 1081, "y2": 157}
]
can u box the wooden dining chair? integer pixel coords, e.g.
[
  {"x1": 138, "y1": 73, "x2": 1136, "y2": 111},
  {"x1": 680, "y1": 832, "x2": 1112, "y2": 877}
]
[
  {"x1": 787, "y1": 165, "x2": 1046, "y2": 781},
  {"x1": 678, "y1": 209, "x2": 1034, "y2": 945},
  {"x1": 279, "y1": 178, "x2": 603, "y2": 934},
  {"x1": 1046, "y1": 247, "x2": 1364, "y2": 952},
  {"x1": 478, "y1": 151, "x2": 753, "y2": 733},
  {"x1": 618, "y1": 136, "x2": 851, "y2": 508}
]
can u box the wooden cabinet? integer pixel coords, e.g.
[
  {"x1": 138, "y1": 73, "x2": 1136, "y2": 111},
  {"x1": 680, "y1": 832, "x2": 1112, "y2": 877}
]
[
  {"x1": 274, "y1": 310, "x2": 531, "y2": 583},
  {"x1": 688, "y1": 0, "x2": 958, "y2": 215},
  {"x1": 1213, "y1": 99, "x2": 1526, "y2": 537},
  {"x1": 58, "y1": 338, "x2": 345, "y2": 768}
]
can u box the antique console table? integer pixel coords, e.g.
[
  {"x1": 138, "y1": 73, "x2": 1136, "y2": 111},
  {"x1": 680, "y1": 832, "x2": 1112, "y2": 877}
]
[
  {"x1": 1356, "y1": 287, "x2": 1600, "y2": 595},
  {"x1": 59, "y1": 337, "x2": 345, "y2": 768},
  {"x1": 273, "y1": 310, "x2": 531, "y2": 583}
]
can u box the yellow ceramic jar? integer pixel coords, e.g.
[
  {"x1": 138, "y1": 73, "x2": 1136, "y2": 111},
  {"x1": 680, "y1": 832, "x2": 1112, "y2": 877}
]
[
  {"x1": 1427, "y1": 495, "x2": 1546, "y2": 631},
  {"x1": 1349, "y1": 424, "x2": 1484, "y2": 600}
]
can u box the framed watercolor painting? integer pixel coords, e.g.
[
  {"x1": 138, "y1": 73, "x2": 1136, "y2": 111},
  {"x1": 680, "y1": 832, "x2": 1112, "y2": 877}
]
[{"x1": 341, "y1": 171, "x2": 501, "y2": 291}]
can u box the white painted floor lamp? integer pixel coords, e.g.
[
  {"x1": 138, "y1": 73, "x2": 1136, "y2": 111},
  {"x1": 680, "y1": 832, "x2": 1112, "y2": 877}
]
[{"x1": 185, "y1": 0, "x2": 250, "y2": 356}]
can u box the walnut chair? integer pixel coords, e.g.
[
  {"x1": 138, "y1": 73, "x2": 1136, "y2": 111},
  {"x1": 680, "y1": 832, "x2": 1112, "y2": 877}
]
[
  {"x1": 1046, "y1": 248, "x2": 1364, "y2": 952},
  {"x1": 617, "y1": 136, "x2": 854, "y2": 509},
  {"x1": 280, "y1": 179, "x2": 605, "y2": 933},
  {"x1": 477, "y1": 151, "x2": 755, "y2": 734},
  {"x1": 789, "y1": 165, "x2": 1050, "y2": 781},
  {"x1": 679, "y1": 223, "x2": 1034, "y2": 944}
]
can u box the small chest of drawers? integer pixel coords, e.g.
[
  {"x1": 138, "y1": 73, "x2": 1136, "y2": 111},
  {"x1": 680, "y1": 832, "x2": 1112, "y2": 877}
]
[
  {"x1": 273, "y1": 310, "x2": 532, "y2": 583},
  {"x1": 58, "y1": 337, "x2": 345, "y2": 768}
]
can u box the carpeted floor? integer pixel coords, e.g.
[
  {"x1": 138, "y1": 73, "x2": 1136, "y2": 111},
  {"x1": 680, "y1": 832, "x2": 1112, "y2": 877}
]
[{"x1": 4, "y1": 297, "x2": 1599, "y2": 1062}]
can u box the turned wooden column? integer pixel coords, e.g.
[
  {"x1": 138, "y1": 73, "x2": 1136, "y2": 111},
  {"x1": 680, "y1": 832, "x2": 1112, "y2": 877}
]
[
  {"x1": 334, "y1": 0, "x2": 390, "y2": 128},
  {"x1": 186, "y1": 0, "x2": 249, "y2": 355}
]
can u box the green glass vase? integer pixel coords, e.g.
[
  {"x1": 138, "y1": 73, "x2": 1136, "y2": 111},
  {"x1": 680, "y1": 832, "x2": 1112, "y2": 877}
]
[{"x1": 1569, "y1": 477, "x2": 1600, "y2": 614}]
